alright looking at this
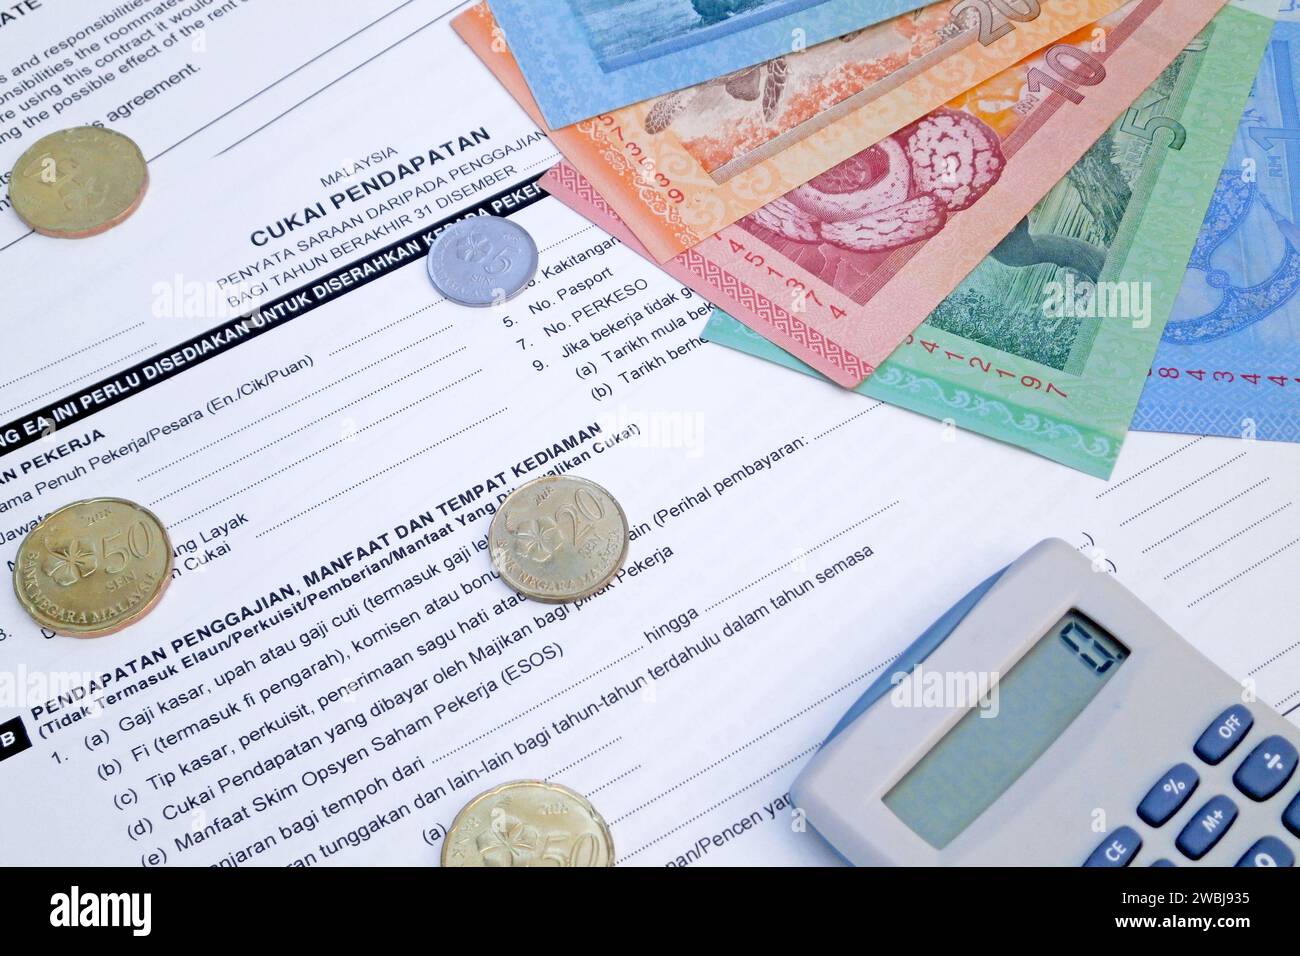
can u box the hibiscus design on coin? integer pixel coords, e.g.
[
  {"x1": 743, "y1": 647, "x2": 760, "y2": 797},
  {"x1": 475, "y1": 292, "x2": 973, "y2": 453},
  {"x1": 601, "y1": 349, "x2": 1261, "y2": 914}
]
[{"x1": 476, "y1": 807, "x2": 540, "y2": 867}]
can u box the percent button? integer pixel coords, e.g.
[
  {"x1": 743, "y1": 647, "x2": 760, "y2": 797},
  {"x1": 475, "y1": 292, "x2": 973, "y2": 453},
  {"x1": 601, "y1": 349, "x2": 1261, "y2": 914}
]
[{"x1": 1137, "y1": 762, "x2": 1200, "y2": 827}]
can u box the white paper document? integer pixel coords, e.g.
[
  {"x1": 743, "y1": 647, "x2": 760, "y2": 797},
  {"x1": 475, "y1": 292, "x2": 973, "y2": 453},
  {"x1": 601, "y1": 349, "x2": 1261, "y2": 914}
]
[
  {"x1": 1, "y1": 12, "x2": 1298, "y2": 867},
  {"x1": 0, "y1": 0, "x2": 465, "y2": 248}
]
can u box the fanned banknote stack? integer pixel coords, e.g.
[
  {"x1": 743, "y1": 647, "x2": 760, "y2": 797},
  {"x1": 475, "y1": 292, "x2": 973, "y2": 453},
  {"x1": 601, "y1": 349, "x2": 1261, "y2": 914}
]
[{"x1": 456, "y1": 0, "x2": 1294, "y2": 479}]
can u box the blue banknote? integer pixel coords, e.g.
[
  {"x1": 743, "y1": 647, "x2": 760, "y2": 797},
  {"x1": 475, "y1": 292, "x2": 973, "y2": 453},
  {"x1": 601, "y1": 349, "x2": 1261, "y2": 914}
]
[
  {"x1": 487, "y1": 0, "x2": 934, "y2": 128},
  {"x1": 1133, "y1": 15, "x2": 1300, "y2": 444}
]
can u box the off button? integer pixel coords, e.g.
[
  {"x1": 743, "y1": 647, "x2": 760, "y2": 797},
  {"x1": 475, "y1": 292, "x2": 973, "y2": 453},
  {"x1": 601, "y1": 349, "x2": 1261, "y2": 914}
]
[{"x1": 1193, "y1": 705, "x2": 1253, "y2": 765}]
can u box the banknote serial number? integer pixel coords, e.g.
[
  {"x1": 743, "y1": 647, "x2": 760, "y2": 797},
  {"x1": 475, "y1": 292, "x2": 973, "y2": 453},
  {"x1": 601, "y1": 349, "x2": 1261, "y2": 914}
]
[
  {"x1": 1150, "y1": 367, "x2": 1299, "y2": 389},
  {"x1": 591, "y1": 116, "x2": 686, "y2": 204},
  {"x1": 901, "y1": 333, "x2": 1069, "y2": 399},
  {"x1": 710, "y1": 233, "x2": 846, "y2": 320},
  {"x1": 715, "y1": 223, "x2": 1062, "y2": 400}
]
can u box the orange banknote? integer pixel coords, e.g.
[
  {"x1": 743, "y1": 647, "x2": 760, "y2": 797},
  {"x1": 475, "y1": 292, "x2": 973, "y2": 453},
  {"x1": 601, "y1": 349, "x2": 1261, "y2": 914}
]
[{"x1": 454, "y1": 0, "x2": 1129, "y2": 261}]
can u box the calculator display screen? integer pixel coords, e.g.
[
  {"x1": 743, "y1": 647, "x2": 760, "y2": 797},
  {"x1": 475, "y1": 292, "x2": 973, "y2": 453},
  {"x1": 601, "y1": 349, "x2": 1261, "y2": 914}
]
[{"x1": 883, "y1": 610, "x2": 1129, "y2": 849}]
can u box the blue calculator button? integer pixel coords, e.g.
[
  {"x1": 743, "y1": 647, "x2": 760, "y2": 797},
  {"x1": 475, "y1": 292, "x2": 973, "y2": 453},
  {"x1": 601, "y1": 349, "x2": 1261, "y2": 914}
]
[
  {"x1": 1083, "y1": 826, "x2": 1141, "y2": 867},
  {"x1": 1233, "y1": 736, "x2": 1299, "y2": 801},
  {"x1": 1176, "y1": 795, "x2": 1239, "y2": 860},
  {"x1": 1194, "y1": 705, "x2": 1253, "y2": 764},
  {"x1": 1236, "y1": 837, "x2": 1295, "y2": 868},
  {"x1": 1284, "y1": 792, "x2": 1300, "y2": 838},
  {"x1": 1137, "y1": 763, "x2": 1199, "y2": 826},
  {"x1": 1149, "y1": 858, "x2": 1177, "y2": 867}
]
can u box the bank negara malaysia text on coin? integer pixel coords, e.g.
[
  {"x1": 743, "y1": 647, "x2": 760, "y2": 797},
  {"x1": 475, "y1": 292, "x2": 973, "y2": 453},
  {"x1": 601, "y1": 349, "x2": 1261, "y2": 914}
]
[{"x1": 488, "y1": 475, "x2": 630, "y2": 603}]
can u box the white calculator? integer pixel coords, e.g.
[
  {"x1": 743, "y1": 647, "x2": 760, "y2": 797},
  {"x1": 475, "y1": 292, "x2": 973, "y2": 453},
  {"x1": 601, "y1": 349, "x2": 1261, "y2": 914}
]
[{"x1": 792, "y1": 539, "x2": 1300, "y2": 867}]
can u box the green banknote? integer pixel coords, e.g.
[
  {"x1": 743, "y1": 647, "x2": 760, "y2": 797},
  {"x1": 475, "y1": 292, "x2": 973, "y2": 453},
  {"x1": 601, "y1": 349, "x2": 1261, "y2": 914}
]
[{"x1": 703, "y1": 1, "x2": 1276, "y2": 479}]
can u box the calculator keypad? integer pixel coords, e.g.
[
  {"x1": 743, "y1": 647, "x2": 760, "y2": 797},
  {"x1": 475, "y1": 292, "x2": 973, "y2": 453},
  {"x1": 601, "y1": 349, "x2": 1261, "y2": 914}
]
[
  {"x1": 1233, "y1": 736, "x2": 1299, "y2": 802},
  {"x1": 1176, "y1": 795, "x2": 1238, "y2": 860},
  {"x1": 1081, "y1": 703, "x2": 1300, "y2": 867},
  {"x1": 1193, "y1": 704, "x2": 1253, "y2": 764}
]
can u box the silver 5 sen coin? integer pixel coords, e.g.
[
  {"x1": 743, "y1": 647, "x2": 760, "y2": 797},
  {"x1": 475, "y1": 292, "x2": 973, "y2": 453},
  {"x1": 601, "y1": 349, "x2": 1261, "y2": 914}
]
[{"x1": 426, "y1": 214, "x2": 538, "y2": 307}]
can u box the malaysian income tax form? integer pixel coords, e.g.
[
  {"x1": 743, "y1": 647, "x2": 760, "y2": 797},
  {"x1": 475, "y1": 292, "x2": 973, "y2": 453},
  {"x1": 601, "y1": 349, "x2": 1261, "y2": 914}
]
[{"x1": 0, "y1": 15, "x2": 1297, "y2": 867}]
